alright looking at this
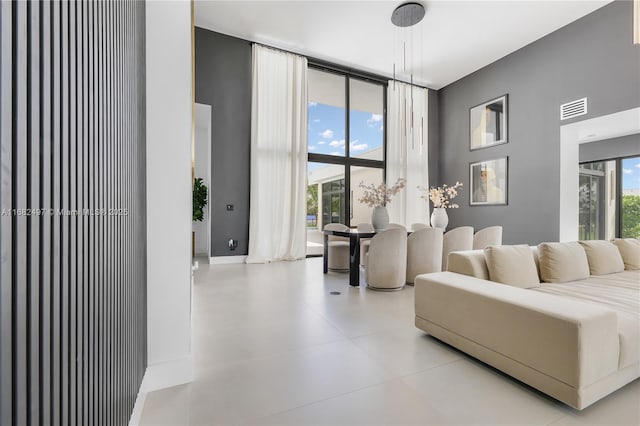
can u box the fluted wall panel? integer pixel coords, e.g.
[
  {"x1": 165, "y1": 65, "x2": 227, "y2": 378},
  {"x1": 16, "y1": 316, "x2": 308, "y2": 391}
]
[{"x1": 0, "y1": 1, "x2": 147, "y2": 425}]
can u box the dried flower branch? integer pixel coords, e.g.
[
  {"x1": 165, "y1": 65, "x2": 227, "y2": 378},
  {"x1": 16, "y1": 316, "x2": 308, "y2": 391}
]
[
  {"x1": 418, "y1": 181, "x2": 463, "y2": 209},
  {"x1": 358, "y1": 178, "x2": 406, "y2": 208}
]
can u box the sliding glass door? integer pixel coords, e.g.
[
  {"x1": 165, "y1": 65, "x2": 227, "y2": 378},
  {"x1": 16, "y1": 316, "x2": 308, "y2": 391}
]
[{"x1": 579, "y1": 155, "x2": 640, "y2": 240}]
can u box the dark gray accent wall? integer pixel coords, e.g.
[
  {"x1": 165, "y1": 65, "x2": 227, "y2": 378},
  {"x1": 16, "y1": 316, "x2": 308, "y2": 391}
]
[
  {"x1": 428, "y1": 90, "x2": 440, "y2": 185},
  {"x1": 579, "y1": 134, "x2": 640, "y2": 163},
  {"x1": 195, "y1": 28, "x2": 252, "y2": 256},
  {"x1": 0, "y1": 1, "x2": 147, "y2": 425},
  {"x1": 439, "y1": 1, "x2": 640, "y2": 244}
]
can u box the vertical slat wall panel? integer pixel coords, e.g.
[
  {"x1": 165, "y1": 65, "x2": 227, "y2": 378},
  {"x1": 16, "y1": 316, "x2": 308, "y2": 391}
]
[
  {"x1": 28, "y1": 2, "x2": 41, "y2": 425},
  {"x1": 50, "y1": 2, "x2": 62, "y2": 425},
  {"x1": 39, "y1": 1, "x2": 52, "y2": 424},
  {"x1": 0, "y1": 1, "x2": 147, "y2": 425},
  {"x1": 14, "y1": 1, "x2": 29, "y2": 423},
  {"x1": 0, "y1": 0, "x2": 13, "y2": 423}
]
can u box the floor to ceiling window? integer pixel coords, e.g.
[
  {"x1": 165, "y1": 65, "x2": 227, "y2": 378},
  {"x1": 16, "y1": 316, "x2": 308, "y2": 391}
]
[
  {"x1": 621, "y1": 156, "x2": 640, "y2": 238},
  {"x1": 579, "y1": 155, "x2": 640, "y2": 240},
  {"x1": 306, "y1": 66, "x2": 386, "y2": 254}
]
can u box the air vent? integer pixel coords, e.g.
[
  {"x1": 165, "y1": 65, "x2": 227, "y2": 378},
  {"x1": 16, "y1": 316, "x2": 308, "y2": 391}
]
[{"x1": 560, "y1": 98, "x2": 587, "y2": 120}]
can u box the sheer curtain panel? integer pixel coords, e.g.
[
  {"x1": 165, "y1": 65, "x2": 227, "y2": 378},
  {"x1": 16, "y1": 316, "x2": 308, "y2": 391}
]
[
  {"x1": 246, "y1": 45, "x2": 308, "y2": 263},
  {"x1": 386, "y1": 81, "x2": 430, "y2": 226}
]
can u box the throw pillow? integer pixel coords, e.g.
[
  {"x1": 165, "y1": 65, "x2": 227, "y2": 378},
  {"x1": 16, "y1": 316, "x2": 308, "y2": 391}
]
[
  {"x1": 612, "y1": 238, "x2": 640, "y2": 270},
  {"x1": 578, "y1": 240, "x2": 625, "y2": 275},
  {"x1": 484, "y1": 245, "x2": 540, "y2": 288},
  {"x1": 537, "y1": 242, "x2": 590, "y2": 283}
]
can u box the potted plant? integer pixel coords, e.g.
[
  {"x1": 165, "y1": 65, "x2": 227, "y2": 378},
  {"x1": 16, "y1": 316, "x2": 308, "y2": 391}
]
[
  {"x1": 358, "y1": 178, "x2": 406, "y2": 231},
  {"x1": 418, "y1": 182, "x2": 462, "y2": 230},
  {"x1": 192, "y1": 178, "x2": 208, "y2": 255}
]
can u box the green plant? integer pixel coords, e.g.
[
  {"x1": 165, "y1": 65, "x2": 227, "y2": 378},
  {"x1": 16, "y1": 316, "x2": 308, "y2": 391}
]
[
  {"x1": 192, "y1": 178, "x2": 208, "y2": 222},
  {"x1": 622, "y1": 194, "x2": 640, "y2": 238}
]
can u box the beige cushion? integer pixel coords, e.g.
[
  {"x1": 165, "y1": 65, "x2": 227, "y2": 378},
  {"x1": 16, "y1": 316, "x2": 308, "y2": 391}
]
[
  {"x1": 447, "y1": 250, "x2": 489, "y2": 280},
  {"x1": 538, "y1": 242, "x2": 590, "y2": 283},
  {"x1": 484, "y1": 245, "x2": 540, "y2": 288},
  {"x1": 578, "y1": 240, "x2": 625, "y2": 275},
  {"x1": 612, "y1": 238, "x2": 640, "y2": 270}
]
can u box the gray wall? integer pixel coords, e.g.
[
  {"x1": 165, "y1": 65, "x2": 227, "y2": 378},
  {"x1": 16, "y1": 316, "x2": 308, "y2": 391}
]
[
  {"x1": 0, "y1": 1, "x2": 147, "y2": 424},
  {"x1": 427, "y1": 90, "x2": 440, "y2": 186},
  {"x1": 579, "y1": 133, "x2": 640, "y2": 163},
  {"x1": 438, "y1": 0, "x2": 640, "y2": 244},
  {"x1": 195, "y1": 28, "x2": 252, "y2": 256}
]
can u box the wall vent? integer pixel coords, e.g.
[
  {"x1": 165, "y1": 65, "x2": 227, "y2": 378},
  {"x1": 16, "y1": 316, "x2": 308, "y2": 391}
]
[{"x1": 560, "y1": 98, "x2": 587, "y2": 120}]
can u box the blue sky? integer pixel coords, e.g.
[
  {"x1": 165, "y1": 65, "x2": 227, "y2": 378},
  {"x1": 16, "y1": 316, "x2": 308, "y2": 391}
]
[
  {"x1": 622, "y1": 157, "x2": 640, "y2": 190},
  {"x1": 307, "y1": 102, "x2": 383, "y2": 171}
]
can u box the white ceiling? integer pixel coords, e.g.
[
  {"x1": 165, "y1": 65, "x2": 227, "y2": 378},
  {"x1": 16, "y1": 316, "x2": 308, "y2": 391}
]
[{"x1": 194, "y1": 0, "x2": 612, "y2": 90}]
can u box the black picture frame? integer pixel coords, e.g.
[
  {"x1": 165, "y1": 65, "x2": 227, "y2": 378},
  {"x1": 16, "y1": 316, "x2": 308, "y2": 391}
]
[
  {"x1": 469, "y1": 94, "x2": 508, "y2": 151},
  {"x1": 470, "y1": 157, "x2": 509, "y2": 206}
]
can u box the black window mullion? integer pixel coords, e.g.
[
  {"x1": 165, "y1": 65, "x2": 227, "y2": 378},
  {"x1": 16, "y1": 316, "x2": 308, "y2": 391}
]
[
  {"x1": 344, "y1": 75, "x2": 350, "y2": 226},
  {"x1": 616, "y1": 158, "x2": 622, "y2": 238},
  {"x1": 307, "y1": 65, "x2": 387, "y2": 229}
]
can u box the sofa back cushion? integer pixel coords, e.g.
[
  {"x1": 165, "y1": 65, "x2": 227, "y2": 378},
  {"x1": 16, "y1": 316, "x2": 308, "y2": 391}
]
[
  {"x1": 612, "y1": 238, "x2": 640, "y2": 270},
  {"x1": 578, "y1": 240, "x2": 625, "y2": 275},
  {"x1": 484, "y1": 245, "x2": 541, "y2": 288},
  {"x1": 538, "y1": 242, "x2": 590, "y2": 283}
]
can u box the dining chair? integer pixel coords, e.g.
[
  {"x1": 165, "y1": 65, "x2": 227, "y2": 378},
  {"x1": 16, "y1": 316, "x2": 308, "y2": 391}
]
[
  {"x1": 365, "y1": 227, "x2": 407, "y2": 291},
  {"x1": 357, "y1": 223, "x2": 375, "y2": 267},
  {"x1": 442, "y1": 226, "x2": 474, "y2": 271},
  {"x1": 406, "y1": 227, "x2": 443, "y2": 284},
  {"x1": 324, "y1": 223, "x2": 350, "y2": 272},
  {"x1": 473, "y1": 226, "x2": 503, "y2": 250}
]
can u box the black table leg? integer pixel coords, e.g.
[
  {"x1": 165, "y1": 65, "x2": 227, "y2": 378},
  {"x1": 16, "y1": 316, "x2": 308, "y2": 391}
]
[
  {"x1": 323, "y1": 232, "x2": 328, "y2": 274},
  {"x1": 349, "y1": 234, "x2": 360, "y2": 286}
]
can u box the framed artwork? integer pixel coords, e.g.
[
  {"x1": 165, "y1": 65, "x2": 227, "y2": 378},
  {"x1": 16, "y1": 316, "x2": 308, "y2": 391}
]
[
  {"x1": 470, "y1": 157, "x2": 508, "y2": 206},
  {"x1": 470, "y1": 95, "x2": 508, "y2": 150}
]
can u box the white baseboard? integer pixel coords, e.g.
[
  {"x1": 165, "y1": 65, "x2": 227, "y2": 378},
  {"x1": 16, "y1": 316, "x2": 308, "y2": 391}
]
[
  {"x1": 143, "y1": 356, "x2": 194, "y2": 392},
  {"x1": 128, "y1": 371, "x2": 148, "y2": 426},
  {"x1": 128, "y1": 356, "x2": 193, "y2": 426},
  {"x1": 209, "y1": 255, "x2": 247, "y2": 264}
]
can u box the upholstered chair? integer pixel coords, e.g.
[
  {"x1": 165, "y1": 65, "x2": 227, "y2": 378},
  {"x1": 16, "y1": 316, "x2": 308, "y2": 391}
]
[
  {"x1": 365, "y1": 227, "x2": 408, "y2": 291},
  {"x1": 406, "y1": 227, "x2": 444, "y2": 285},
  {"x1": 442, "y1": 226, "x2": 474, "y2": 271},
  {"x1": 411, "y1": 223, "x2": 429, "y2": 231},
  {"x1": 324, "y1": 223, "x2": 350, "y2": 272},
  {"x1": 473, "y1": 226, "x2": 503, "y2": 250},
  {"x1": 357, "y1": 223, "x2": 375, "y2": 266}
]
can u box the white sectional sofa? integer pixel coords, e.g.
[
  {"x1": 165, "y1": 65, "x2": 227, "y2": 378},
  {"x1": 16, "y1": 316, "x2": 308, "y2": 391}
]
[{"x1": 414, "y1": 239, "x2": 640, "y2": 410}]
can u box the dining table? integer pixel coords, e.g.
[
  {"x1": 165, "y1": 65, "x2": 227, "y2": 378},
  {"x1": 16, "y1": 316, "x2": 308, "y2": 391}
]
[{"x1": 323, "y1": 229, "x2": 377, "y2": 287}]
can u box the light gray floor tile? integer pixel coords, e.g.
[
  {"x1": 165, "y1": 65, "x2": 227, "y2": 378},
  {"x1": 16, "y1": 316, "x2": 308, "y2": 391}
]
[
  {"x1": 244, "y1": 379, "x2": 448, "y2": 425},
  {"x1": 350, "y1": 326, "x2": 461, "y2": 376},
  {"x1": 139, "y1": 258, "x2": 640, "y2": 426},
  {"x1": 401, "y1": 358, "x2": 567, "y2": 425},
  {"x1": 188, "y1": 340, "x2": 393, "y2": 425},
  {"x1": 548, "y1": 379, "x2": 640, "y2": 426}
]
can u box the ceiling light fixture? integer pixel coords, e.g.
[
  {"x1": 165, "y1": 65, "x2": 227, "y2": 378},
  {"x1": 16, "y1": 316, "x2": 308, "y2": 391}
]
[
  {"x1": 391, "y1": 2, "x2": 425, "y2": 86},
  {"x1": 391, "y1": 2, "x2": 425, "y2": 147},
  {"x1": 391, "y1": 2, "x2": 425, "y2": 28}
]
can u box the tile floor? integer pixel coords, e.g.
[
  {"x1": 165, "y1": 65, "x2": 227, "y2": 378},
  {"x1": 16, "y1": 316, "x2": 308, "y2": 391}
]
[{"x1": 139, "y1": 258, "x2": 640, "y2": 426}]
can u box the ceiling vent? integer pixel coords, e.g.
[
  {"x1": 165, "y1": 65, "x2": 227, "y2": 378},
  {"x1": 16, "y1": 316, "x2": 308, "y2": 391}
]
[{"x1": 560, "y1": 98, "x2": 587, "y2": 120}]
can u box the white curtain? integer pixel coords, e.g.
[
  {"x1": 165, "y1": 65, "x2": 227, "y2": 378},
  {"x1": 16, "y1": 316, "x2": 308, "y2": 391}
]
[
  {"x1": 386, "y1": 81, "x2": 430, "y2": 227},
  {"x1": 246, "y1": 45, "x2": 308, "y2": 263}
]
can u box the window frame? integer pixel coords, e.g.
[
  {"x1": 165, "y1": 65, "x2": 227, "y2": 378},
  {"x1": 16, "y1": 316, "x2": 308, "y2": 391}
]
[
  {"x1": 307, "y1": 61, "x2": 388, "y2": 228},
  {"x1": 579, "y1": 154, "x2": 640, "y2": 238}
]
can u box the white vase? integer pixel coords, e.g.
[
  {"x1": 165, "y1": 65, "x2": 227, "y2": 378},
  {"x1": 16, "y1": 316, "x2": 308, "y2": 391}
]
[
  {"x1": 371, "y1": 206, "x2": 389, "y2": 231},
  {"x1": 430, "y1": 207, "x2": 449, "y2": 230}
]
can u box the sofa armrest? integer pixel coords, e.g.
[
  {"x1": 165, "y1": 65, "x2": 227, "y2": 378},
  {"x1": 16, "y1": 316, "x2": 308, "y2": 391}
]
[
  {"x1": 414, "y1": 272, "x2": 619, "y2": 388},
  {"x1": 447, "y1": 250, "x2": 489, "y2": 279}
]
